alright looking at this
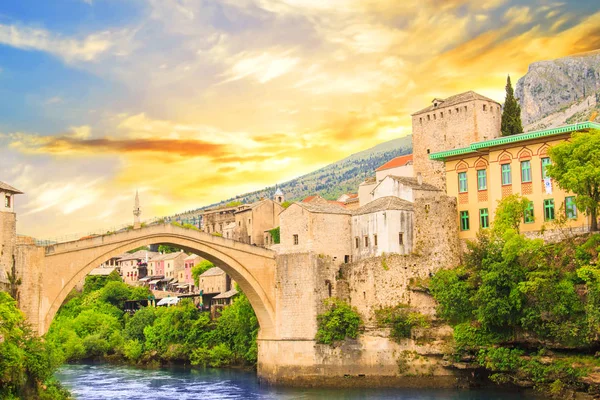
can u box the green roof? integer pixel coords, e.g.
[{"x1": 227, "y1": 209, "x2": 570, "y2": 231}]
[{"x1": 429, "y1": 121, "x2": 600, "y2": 161}]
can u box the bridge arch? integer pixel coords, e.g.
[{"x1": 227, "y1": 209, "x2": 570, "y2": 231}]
[{"x1": 40, "y1": 224, "x2": 277, "y2": 338}]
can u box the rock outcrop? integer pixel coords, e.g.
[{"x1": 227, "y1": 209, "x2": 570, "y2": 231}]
[{"x1": 516, "y1": 50, "x2": 600, "y2": 131}]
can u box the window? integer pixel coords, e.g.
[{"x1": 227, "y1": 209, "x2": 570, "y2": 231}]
[
  {"x1": 293, "y1": 234, "x2": 299, "y2": 245},
  {"x1": 524, "y1": 201, "x2": 534, "y2": 223},
  {"x1": 541, "y1": 157, "x2": 552, "y2": 179},
  {"x1": 355, "y1": 237, "x2": 359, "y2": 248},
  {"x1": 479, "y1": 208, "x2": 489, "y2": 229},
  {"x1": 455, "y1": 107, "x2": 459, "y2": 113},
  {"x1": 4, "y1": 195, "x2": 10, "y2": 208},
  {"x1": 521, "y1": 160, "x2": 531, "y2": 183},
  {"x1": 544, "y1": 199, "x2": 555, "y2": 221},
  {"x1": 441, "y1": 112, "x2": 444, "y2": 118},
  {"x1": 374, "y1": 234, "x2": 378, "y2": 246},
  {"x1": 248, "y1": 218, "x2": 251, "y2": 225},
  {"x1": 364, "y1": 236, "x2": 369, "y2": 247},
  {"x1": 565, "y1": 196, "x2": 577, "y2": 219},
  {"x1": 460, "y1": 211, "x2": 470, "y2": 231},
  {"x1": 464, "y1": 106, "x2": 467, "y2": 112},
  {"x1": 458, "y1": 172, "x2": 468, "y2": 193},
  {"x1": 477, "y1": 169, "x2": 487, "y2": 190},
  {"x1": 427, "y1": 114, "x2": 431, "y2": 121},
  {"x1": 434, "y1": 113, "x2": 436, "y2": 120},
  {"x1": 344, "y1": 255, "x2": 350, "y2": 263},
  {"x1": 399, "y1": 233, "x2": 404, "y2": 245},
  {"x1": 419, "y1": 117, "x2": 422, "y2": 124},
  {"x1": 247, "y1": 235, "x2": 251, "y2": 243},
  {"x1": 501, "y1": 164, "x2": 512, "y2": 185},
  {"x1": 483, "y1": 104, "x2": 487, "y2": 111}
]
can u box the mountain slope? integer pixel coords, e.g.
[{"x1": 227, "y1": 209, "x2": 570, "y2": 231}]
[
  {"x1": 516, "y1": 50, "x2": 600, "y2": 131},
  {"x1": 172, "y1": 136, "x2": 412, "y2": 219}
]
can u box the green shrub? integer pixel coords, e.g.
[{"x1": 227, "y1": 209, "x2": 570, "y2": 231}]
[
  {"x1": 315, "y1": 298, "x2": 362, "y2": 345},
  {"x1": 375, "y1": 305, "x2": 430, "y2": 342}
]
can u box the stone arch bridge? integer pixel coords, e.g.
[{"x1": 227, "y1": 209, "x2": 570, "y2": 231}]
[
  {"x1": 19, "y1": 223, "x2": 277, "y2": 337},
  {"x1": 15, "y1": 223, "x2": 343, "y2": 384}
]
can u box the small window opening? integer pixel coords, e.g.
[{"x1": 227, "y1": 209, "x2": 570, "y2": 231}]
[
  {"x1": 364, "y1": 236, "x2": 369, "y2": 247},
  {"x1": 483, "y1": 104, "x2": 487, "y2": 111},
  {"x1": 293, "y1": 234, "x2": 299, "y2": 245},
  {"x1": 399, "y1": 233, "x2": 404, "y2": 245},
  {"x1": 374, "y1": 234, "x2": 378, "y2": 246}
]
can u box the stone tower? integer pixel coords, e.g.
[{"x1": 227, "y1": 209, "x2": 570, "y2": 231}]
[
  {"x1": 0, "y1": 181, "x2": 23, "y2": 290},
  {"x1": 411, "y1": 91, "x2": 502, "y2": 190},
  {"x1": 133, "y1": 190, "x2": 141, "y2": 229},
  {"x1": 274, "y1": 187, "x2": 285, "y2": 204}
]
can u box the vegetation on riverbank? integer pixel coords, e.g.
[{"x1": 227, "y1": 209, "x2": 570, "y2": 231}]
[
  {"x1": 0, "y1": 292, "x2": 70, "y2": 399},
  {"x1": 430, "y1": 196, "x2": 600, "y2": 397},
  {"x1": 45, "y1": 271, "x2": 259, "y2": 369}
]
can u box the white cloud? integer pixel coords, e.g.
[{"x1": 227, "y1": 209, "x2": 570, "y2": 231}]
[
  {"x1": 220, "y1": 50, "x2": 300, "y2": 84},
  {"x1": 0, "y1": 24, "x2": 113, "y2": 62}
]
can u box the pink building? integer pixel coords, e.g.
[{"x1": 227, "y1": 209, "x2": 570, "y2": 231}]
[{"x1": 183, "y1": 254, "x2": 202, "y2": 285}]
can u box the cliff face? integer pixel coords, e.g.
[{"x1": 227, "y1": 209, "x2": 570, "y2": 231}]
[{"x1": 516, "y1": 50, "x2": 600, "y2": 131}]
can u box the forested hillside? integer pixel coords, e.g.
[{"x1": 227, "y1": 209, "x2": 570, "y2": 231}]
[{"x1": 172, "y1": 135, "x2": 412, "y2": 219}]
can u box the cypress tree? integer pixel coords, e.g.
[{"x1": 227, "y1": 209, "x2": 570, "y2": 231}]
[{"x1": 501, "y1": 75, "x2": 523, "y2": 136}]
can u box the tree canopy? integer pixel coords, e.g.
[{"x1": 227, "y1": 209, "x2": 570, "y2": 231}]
[
  {"x1": 500, "y1": 75, "x2": 523, "y2": 136},
  {"x1": 548, "y1": 129, "x2": 600, "y2": 231}
]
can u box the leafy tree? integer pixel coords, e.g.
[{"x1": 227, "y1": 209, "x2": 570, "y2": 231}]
[
  {"x1": 0, "y1": 292, "x2": 69, "y2": 399},
  {"x1": 158, "y1": 244, "x2": 180, "y2": 254},
  {"x1": 281, "y1": 201, "x2": 292, "y2": 209},
  {"x1": 192, "y1": 260, "x2": 215, "y2": 287},
  {"x1": 83, "y1": 269, "x2": 122, "y2": 293},
  {"x1": 315, "y1": 298, "x2": 362, "y2": 345},
  {"x1": 500, "y1": 75, "x2": 523, "y2": 136},
  {"x1": 548, "y1": 129, "x2": 600, "y2": 231},
  {"x1": 493, "y1": 194, "x2": 531, "y2": 234}
]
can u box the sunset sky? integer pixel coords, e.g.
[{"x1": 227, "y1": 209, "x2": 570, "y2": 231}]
[{"x1": 1, "y1": 0, "x2": 599, "y2": 238}]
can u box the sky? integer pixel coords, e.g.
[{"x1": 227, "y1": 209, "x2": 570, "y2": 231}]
[{"x1": 1, "y1": 0, "x2": 599, "y2": 239}]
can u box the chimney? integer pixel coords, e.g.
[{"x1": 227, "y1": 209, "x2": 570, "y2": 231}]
[{"x1": 417, "y1": 172, "x2": 423, "y2": 186}]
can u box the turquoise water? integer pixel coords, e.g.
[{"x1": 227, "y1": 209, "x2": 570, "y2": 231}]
[{"x1": 56, "y1": 363, "x2": 536, "y2": 400}]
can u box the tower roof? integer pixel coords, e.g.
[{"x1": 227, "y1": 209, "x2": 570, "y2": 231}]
[
  {"x1": 0, "y1": 181, "x2": 23, "y2": 194},
  {"x1": 274, "y1": 188, "x2": 284, "y2": 196},
  {"x1": 411, "y1": 91, "x2": 501, "y2": 116}
]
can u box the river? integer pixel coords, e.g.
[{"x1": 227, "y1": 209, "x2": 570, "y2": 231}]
[{"x1": 56, "y1": 363, "x2": 538, "y2": 400}]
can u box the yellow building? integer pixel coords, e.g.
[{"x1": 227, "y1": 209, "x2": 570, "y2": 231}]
[{"x1": 429, "y1": 122, "x2": 600, "y2": 240}]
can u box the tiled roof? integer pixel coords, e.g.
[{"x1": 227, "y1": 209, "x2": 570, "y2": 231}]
[
  {"x1": 184, "y1": 254, "x2": 201, "y2": 261},
  {"x1": 149, "y1": 253, "x2": 170, "y2": 262},
  {"x1": 0, "y1": 181, "x2": 24, "y2": 194},
  {"x1": 376, "y1": 154, "x2": 413, "y2": 171},
  {"x1": 429, "y1": 121, "x2": 600, "y2": 161},
  {"x1": 213, "y1": 288, "x2": 239, "y2": 299},
  {"x1": 199, "y1": 267, "x2": 225, "y2": 277},
  {"x1": 302, "y1": 195, "x2": 318, "y2": 202},
  {"x1": 296, "y1": 202, "x2": 352, "y2": 215},
  {"x1": 345, "y1": 197, "x2": 359, "y2": 204},
  {"x1": 412, "y1": 91, "x2": 500, "y2": 116},
  {"x1": 162, "y1": 251, "x2": 186, "y2": 260},
  {"x1": 387, "y1": 176, "x2": 441, "y2": 191},
  {"x1": 119, "y1": 250, "x2": 160, "y2": 262},
  {"x1": 353, "y1": 196, "x2": 413, "y2": 215},
  {"x1": 360, "y1": 176, "x2": 377, "y2": 185}
]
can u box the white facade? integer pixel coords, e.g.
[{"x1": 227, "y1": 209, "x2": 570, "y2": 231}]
[
  {"x1": 351, "y1": 197, "x2": 414, "y2": 261},
  {"x1": 371, "y1": 176, "x2": 415, "y2": 202},
  {"x1": 358, "y1": 179, "x2": 377, "y2": 207}
]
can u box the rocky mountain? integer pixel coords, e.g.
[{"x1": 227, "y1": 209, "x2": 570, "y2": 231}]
[
  {"x1": 170, "y1": 136, "x2": 412, "y2": 220},
  {"x1": 516, "y1": 50, "x2": 600, "y2": 131}
]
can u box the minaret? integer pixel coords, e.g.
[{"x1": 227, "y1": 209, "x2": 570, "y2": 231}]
[
  {"x1": 133, "y1": 190, "x2": 141, "y2": 229},
  {"x1": 273, "y1": 187, "x2": 285, "y2": 204},
  {"x1": 0, "y1": 181, "x2": 23, "y2": 290}
]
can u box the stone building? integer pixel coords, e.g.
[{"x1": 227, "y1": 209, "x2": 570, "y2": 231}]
[
  {"x1": 148, "y1": 253, "x2": 168, "y2": 277},
  {"x1": 357, "y1": 154, "x2": 413, "y2": 207},
  {"x1": 371, "y1": 174, "x2": 440, "y2": 203},
  {"x1": 202, "y1": 205, "x2": 241, "y2": 235},
  {"x1": 162, "y1": 251, "x2": 186, "y2": 280},
  {"x1": 351, "y1": 196, "x2": 414, "y2": 261},
  {"x1": 234, "y1": 199, "x2": 284, "y2": 246},
  {"x1": 118, "y1": 250, "x2": 159, "y2": 284},
  {"x1": 0, "y1": 181, "x2": 23, "y2": 289},
  {"x1": 412, "y1": 91, "x2": 502, "y2": 190},
  {"x1": 197, "y1": 267, "x2": 233, "y2": 307},
  {"x1": 429, "y1": 121, "x2": 600, "y2": 239},
  {"x1": 279, "y1": 202, "x2": 353, "y2": 265}
]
